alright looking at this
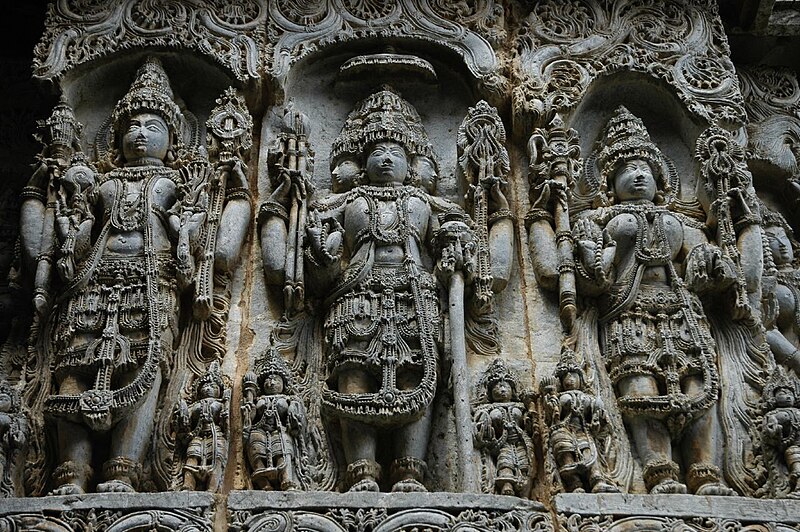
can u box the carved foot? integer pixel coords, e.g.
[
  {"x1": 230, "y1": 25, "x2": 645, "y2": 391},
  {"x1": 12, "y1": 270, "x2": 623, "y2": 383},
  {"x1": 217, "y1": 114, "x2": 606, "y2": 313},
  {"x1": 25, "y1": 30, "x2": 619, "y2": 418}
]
[
  {"x1": 349, "y1": 478, "x2": 380, "y2": 492},
  {"x1": 591, "y1": 480, "x2": 621, "y2": 493},
  {"x1": 49, "y1": 483, "x2": 85, "y2": 496},
  {"x1": 391, "y1": 478, "x2": 428, "y2": 493},
  {"x1": 694, "y1": 482, "x2": 737, "y2": 496},
  {"x1": 787, "y1": 491, "x2": 800, "y2": 500},
  {"x1": 650, "y1": 479, "x2": 687, "y2": 494},
  {"x1": 97, "y1": 479, "x2": 136, "y2": 493},
  {"x1": 346, "y1": 458, "x2": 381, "y2": 492}
]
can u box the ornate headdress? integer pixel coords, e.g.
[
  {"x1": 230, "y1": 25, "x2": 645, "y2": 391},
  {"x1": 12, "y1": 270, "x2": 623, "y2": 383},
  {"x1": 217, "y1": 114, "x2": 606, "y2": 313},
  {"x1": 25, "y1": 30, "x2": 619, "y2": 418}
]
[
  {"x1": 330, "y1": 85, "x2": 437, "y2": 172},
  {"x1": 193, "y1": 361, "x2": 225, "y2": 398},
  {"x1": 761, "y1": 203, "x2": 795, "y2": 237},
  {"x1": 482, "y1": 358, "x2": 519, "y2": 398},
  {"x1": 554, "y1": 346, "x2": 585, "y2": 383},
  {"x1": 596, "y1": 106, "x2": 671, "y2": 203},
  {"x1": 762, "y1": 366, "x2": 800, "y2": 410},
  {"x1": 254, "y1": 347, "x2": 294, "y2": 393},
  {"x1": 112, "y1": 57, "x2": 183, "y2": 138}
]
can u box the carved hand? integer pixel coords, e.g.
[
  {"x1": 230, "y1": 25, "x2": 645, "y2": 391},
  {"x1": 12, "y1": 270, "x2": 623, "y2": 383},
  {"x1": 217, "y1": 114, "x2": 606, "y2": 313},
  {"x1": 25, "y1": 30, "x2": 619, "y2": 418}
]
[
  {"x1": 224, "y1": 160, "x2": 250, "y2": 191},
  {"x1": 685, "y1": 243, "x2": 737, "y2": 293},
  {"x1": 532, "y1": 179, "x2": 567, "y2": 212},
  {"x1": 489, "y1": 182, "x2": 509, "y2": 212},
  {"x1": 306, "y1": 211, "x2": 342, "y2": 265},
  {"x1": 268, "y1": 167, "x2": 306, "y2": 208}
]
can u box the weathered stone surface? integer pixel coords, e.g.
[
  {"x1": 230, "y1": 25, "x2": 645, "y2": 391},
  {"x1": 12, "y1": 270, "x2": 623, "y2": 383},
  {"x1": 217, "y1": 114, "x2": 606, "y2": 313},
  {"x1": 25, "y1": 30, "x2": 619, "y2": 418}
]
[{"x1": 6, "y1": 0, "x2": 800, "y2": 530}]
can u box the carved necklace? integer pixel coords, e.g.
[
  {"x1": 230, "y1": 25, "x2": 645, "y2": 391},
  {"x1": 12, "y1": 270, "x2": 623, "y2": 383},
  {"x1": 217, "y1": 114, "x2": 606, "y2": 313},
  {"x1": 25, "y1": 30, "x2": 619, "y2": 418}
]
[
  {"x1": 358, "y1": 185, "x2": 416, "y2": 247},
  {"x1": 111, "y1": 177, "x2": 148, "y2": 232},
  {"x1": 610, "y1": 203, "x2": 672, "y2": 267}
]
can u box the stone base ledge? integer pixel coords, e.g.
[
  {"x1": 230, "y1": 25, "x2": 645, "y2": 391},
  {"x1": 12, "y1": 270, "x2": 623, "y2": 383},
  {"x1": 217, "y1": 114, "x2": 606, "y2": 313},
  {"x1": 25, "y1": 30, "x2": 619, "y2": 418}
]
[
  {"x1": 0, "y1": 492, "x2": 217, "y2": 531},
  {"x1": 228, "y1": 491, "x2": 552, "y2": 531},
  {"x1": 554, "y1": 493, "x2": 800, "y2": 530}
]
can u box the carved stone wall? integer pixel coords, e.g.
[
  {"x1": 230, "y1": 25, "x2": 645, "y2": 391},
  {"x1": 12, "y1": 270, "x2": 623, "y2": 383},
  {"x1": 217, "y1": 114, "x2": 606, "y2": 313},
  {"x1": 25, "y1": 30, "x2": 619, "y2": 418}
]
[{"x1": 4, "y1": 1, "x2": 800, "y2": 530}]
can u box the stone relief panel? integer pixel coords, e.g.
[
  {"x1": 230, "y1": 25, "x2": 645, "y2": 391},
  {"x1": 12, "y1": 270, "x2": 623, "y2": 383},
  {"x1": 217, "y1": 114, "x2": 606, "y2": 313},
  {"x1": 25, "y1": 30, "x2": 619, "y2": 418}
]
[
  {"x1": 8, "y1": 57, "x2": 252, "y2": 496},
  {"x1": 33, "y1": 0, "x2": 267, "y2": 81},
  {"x1": 527, "y1": 104, "x2": 776, "y2": 497},
  {"x1": 514, "y1": 0, "x2": 746, "y2": 130},
  {"x1": 11, "y1": 1, "x2": 800, "y2": 531},
  {"x1": 267, "y1": 0, "x2": 505, "y2": 96},
  {"x1": 258, "y1": 84, "x2": 515, "y2": 493},
  {"x1": 228, "y1": 493, "x2": 554, "y2": 532}
]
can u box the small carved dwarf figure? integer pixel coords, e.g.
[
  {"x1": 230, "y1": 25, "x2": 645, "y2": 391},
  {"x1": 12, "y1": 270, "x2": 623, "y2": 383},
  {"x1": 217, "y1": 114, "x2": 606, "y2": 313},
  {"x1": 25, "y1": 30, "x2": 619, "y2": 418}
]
[
  {"x1": 173, "y1": 362, "x2": 229, "y2": 491},
  {"x1": 761, "y1": 366, "x2": 800, "y2": 498},
  {"x1": 542, "y1": 348, "x2": 619, "y2": 494},
  {"x1": 473, "y1": 359, "x2": 533, "y2": 496},
  {"x1": 570, "y1": 107, "x2": 737, "y2": 495},
  {"x1": 242, "y1": 347, "x2": 308, "y2": 491},
  {"x1": 0, "y1": 382, "x2": 26, "y2": 497}
]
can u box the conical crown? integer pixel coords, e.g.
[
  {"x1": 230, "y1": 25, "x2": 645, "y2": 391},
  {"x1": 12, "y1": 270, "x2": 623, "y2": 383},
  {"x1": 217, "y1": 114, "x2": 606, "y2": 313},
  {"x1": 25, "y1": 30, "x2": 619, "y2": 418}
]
[
  {"x1": 112, "y1": 57, "x2": 183, "y2": 135},
  {"x1": 330, "y1": 85, "x2": 436, "y2": 171},
  {"x1": 596, "y1": 106, "x2": 666, "y2": 184}
]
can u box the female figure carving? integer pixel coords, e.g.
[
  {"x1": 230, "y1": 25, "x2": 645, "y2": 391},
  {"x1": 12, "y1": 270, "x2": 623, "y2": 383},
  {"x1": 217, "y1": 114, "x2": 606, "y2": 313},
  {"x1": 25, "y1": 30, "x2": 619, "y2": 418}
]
[{"x1": 572, "y1": 107, "x2": 737, "y2": 495}]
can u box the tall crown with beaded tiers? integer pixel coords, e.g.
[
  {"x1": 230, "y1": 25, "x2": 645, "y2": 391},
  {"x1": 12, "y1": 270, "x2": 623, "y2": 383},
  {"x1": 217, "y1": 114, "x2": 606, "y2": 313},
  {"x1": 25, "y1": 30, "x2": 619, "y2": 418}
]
[
  {"x1": 112, "y1": 57, "x2": 184, "y2": 137},
  {"x1": 330, "y1": 85, "x2": 437, "y2": 172}
]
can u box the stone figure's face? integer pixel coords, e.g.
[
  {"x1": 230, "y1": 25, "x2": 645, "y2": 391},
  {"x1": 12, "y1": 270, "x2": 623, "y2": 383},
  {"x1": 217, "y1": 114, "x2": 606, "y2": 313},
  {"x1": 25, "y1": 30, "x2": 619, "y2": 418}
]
[
  {"x1": 766, "y1": 225, "x2": 794, "y2": 266},
  {"x1": 199, "y1": 381, "x2": 221, "y2": 400},
  {"x1": 412, "y1": 156, "x2": 437, "y2": 193},
  {"x1": 0, "y1": 393, "x2": 10, "y2": 412},
  {"x1": 122, "y1": 112, "x2": 170, "y2": 163},
  {"x1": 366, "y1": 142, "x2": 408, "y2": 185},
  {"x1": 775, "y1": 386, "x2": 795, "y2": 408},
  {"x1": 613, "y1": 159, "x2": 657, "y2": 203},
  {"x1": 491, "y1": 380, "x2": 513, "y2": 402},
  {"x1": 562, "y1": 371, "x2": 581, "y2": 391},
  {"x1": 264, "y1": 373, "x2": 285, "y2": 395},
  {"x1": 332, "y1": 159, "x2": 361, "y2": 193}
]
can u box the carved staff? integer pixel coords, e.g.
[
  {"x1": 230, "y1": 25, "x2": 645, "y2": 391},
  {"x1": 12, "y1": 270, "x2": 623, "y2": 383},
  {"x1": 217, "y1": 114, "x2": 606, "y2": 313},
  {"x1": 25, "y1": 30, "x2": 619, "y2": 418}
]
[
  {"x1": 269, "y1": 102, "x2": 313, "y2": 314},
  {"x1": 435, "y1": 216, "x2": 480, "y2": 492},
  {"x1": 457, "y1": 101, "x2": 510, "y2": 313},
  {"x1": 695, "y1": 126, "x2": 753, "y2": 319},
  {"x1": 198, "y1": 88, "x2": 253, "y2": 319},
  {"x1": 30, "y1": 97, "x2": 82, "y2": 315},
  {"x1": 528, "y1": 115, "x2": 581, "y2": 331}
]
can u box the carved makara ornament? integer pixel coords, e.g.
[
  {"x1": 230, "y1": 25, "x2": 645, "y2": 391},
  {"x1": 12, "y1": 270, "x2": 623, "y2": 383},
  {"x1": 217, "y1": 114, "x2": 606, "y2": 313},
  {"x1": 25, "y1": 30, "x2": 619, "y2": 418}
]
[
  {"x1": 19, "y1": 57, "x2": 252, "y2": 495},
  {"x1": 542, "y1": 347, "x2": 619, "y2": 494},
  {"x1": 242, "y1": 347, "x2": 310, "y2": 491},
  {"x1": 472, "y1": 359, "x2": 534, "y2": 497},
  {"x1": 571, "y1": 107, "x2": 736, "y2": 496}
]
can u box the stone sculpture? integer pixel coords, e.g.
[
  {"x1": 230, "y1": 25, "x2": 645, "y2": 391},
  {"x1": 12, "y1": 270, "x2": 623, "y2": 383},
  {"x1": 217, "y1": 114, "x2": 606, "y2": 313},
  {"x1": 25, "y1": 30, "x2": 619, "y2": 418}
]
[
  {"x1": 0, "y1": 382, "x2": 25, "y2": 497},
  {"x1": 541, "y1": 348, "x2": 618, "y2": 494},
  {"x1": 472, "y1": 358, "x2": 533, "y2": 496},
  {"x1": 260, "y1": 86, "x2": 512, "y2": 493},
  {"x1": 173, "y1": 362, "x2": 229, "y2": 492},
  {"x1": 762, "y1": 208, "x2": 800, "y2": 373},
  {"x1": 19, "y1": 57, "x2": 251, "y2": 495},
  {"x1": 760, "y1": 366, "x2": 800, "y2": 499},
  {"x1": 566, "y1": 107, "x2": 736, "y2": 495},
  {"x1": 242, "y1": 347, "x2": 308, "y2": 491}
]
